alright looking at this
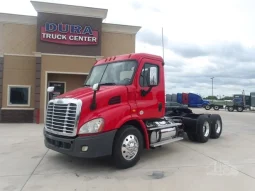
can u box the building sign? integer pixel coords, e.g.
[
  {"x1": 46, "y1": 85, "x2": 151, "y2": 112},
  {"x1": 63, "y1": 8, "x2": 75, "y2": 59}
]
[{"x1": 41, "y1": 22, "x2": 98, "y2": 45}]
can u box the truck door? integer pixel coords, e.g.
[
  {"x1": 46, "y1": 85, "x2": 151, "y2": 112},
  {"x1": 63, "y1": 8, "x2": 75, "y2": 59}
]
[{"x1": 135, "y1": 58, "x2": 165, "y2": 119}]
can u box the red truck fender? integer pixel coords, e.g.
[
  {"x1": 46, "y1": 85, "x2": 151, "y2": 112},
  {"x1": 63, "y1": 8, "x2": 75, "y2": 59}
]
[{"x1": 115, "y1": 115, "x2": 150, "y2": 149}]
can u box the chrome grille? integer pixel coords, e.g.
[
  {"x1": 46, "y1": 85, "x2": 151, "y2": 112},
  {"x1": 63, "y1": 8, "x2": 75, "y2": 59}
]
[{"x1": 45, "y1": 98, "x2": 82, "y2": 137}]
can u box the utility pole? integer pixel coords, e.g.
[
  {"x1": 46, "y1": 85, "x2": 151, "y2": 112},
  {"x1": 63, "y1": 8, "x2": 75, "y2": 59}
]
[{"x1": 210, "y1": 77, "x2": 214, "y2": 98}]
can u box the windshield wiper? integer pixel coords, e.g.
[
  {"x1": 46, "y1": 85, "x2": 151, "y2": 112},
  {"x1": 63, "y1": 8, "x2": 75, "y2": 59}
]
[{"x1": 99, "y1": 82, "x2": 116, "y2": 86}]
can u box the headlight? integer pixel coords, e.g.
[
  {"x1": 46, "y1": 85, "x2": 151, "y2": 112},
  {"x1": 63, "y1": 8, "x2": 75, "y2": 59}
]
[{"x1": 78, "y1": 118, "x2": 104, "y2": 134}]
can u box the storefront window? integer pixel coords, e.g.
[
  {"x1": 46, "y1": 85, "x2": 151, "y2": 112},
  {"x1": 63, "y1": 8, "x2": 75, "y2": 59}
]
[
  {"x1": 7, "y1": 85, "x2": 30, "y2": 106},
  {"x1": 84, "y1": 60, "x2": 137, "y2": 86}
]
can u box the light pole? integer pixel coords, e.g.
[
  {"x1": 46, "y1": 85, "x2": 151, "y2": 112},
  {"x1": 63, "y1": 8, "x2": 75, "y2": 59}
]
[{"x1": 210, "y1": 77, "x2": 214, "y2": 98}]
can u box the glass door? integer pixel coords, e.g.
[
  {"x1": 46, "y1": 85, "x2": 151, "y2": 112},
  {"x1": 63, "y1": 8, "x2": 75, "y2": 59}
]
[{"x1": 48, "y1": 81, "x2": 66, "y2": 102}]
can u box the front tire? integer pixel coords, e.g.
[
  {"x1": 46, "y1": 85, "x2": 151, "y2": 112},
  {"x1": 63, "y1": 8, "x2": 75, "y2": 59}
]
[
  {"x1": 228, "y1": 106, "x2": 234, "y2": 112},
  {"x1": 112, "y1": 125, "x2": 143, "y2": 169}
]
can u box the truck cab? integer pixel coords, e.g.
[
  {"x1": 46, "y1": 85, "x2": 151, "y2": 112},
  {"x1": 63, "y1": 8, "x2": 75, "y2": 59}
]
[{"x1": 44, "y1": 53, "x2": 223, "y2": 169}]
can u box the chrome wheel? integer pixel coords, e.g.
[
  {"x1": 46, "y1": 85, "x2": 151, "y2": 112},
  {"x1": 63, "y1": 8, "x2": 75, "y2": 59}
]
[
  {"x1": 215, "y1": 120, "x2": 221, "y2": 133},
  {"x1": 121, "y1": 134, "x2": 139, "y2": 160},
  {"x1": 203, "y1": 121, "x2": 210, "y2": 137}
]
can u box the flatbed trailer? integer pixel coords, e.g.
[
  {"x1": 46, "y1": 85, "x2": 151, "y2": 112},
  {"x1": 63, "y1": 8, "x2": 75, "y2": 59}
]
[{"x1": 204, "y1": 103, "x2": 224, "y2": 110}]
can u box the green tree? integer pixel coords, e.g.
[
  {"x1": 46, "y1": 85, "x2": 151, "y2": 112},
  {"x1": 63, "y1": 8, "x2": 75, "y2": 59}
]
[
  {"x1": 221, "y1": 96, "x2": 233, "y2": 100},
  {"x1": 204, "y1": 96, "x2": 218, "y2": 100}
]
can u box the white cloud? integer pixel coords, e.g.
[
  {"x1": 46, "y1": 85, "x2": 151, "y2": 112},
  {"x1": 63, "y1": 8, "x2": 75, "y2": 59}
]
[{"x1": 1, "y1": 0, "x2": 255, "y2": 97}]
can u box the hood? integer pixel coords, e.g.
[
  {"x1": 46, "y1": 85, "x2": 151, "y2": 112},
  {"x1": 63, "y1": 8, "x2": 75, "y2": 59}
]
[
  {"x1": 56, "y1": 85, "x2": 127, "y2": 101},
  {"x1": 55, "y1": 85, "x2": 129, "y2": 125}
]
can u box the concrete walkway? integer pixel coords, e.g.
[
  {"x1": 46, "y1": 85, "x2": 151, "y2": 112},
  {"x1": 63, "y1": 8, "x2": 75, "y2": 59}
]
[{"x1": 1, "y1": 108, "x2": 255, "y2": 191}]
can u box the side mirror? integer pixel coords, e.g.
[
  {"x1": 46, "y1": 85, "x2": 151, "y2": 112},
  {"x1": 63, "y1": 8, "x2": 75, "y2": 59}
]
[
  {"x1": 90, "y1": 83, "x2": 99, "y2": 110},
  {"x1": 92, "y1": 83, "x2": 99, "y2": 91},
  {"x1": 47, "y1": 86, "x2": 55, "y2": 93},
  {"x1": 149, "y1": 66, "x2": 158, "y2": 86}
]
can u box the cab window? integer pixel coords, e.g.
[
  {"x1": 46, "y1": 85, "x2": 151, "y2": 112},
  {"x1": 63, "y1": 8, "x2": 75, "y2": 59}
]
[{"x1": 139, "y1": 63, "x2": 159, "y2": 87}]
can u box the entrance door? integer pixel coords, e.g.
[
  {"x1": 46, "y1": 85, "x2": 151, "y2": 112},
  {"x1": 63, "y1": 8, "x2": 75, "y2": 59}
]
[{"x1": 48, "y1": 81, "x2": 66, "y2": 102}]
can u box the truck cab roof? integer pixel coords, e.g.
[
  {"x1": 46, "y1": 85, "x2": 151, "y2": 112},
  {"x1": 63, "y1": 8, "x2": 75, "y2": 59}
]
[{"x1": 95, "y1": 53, "x2": 164, "y2": 66}]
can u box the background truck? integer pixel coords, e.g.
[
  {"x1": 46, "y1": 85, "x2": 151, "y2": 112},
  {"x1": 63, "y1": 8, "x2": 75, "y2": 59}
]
[
  {"x1": 225, "y1": 91, "x2": 254, "y2": 112},
  {"x1": 45, "y1": 53, "x2": 223, "y2": 169},
  {"x1": 188, "y1": 93, "x2": 209, "y2": 107},
  {"x1": 251, "y1": 92, "x2": 255, "y2": 111},
  {"x1": 204, "y1": 91, "x2": 255, "y2": 112},
  {"x1": 173, "y1": 92, "x2": 209, "y2": 107}
]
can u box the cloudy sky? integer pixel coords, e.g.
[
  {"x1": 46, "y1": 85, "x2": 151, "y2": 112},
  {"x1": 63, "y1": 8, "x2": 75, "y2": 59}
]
[{"x1": 1, "y1": 0, "x2": 255, "y2": 97}]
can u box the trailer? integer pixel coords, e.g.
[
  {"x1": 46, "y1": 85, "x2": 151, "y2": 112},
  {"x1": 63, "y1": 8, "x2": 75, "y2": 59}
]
[
  {"x1": 204, "y1": 103, "x2": 224, "y2": 110},
  {"x1": 44, "y1": 53, "x2": 223, "y2": 169},
  {"x1": 177, "y1": 93, "x2": 182, "y2": 103}
]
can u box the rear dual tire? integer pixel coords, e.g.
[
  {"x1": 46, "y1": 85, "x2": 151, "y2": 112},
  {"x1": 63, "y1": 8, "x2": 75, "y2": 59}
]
[
  {"x1": 210, "y1": 114, "x2": 222, "y2": 139},
  {"x1": 187, "y1": 115, "x2": 211, "y2": 143},
  {"x1": 187, "y1": 114, "x2": 222, "y2": 143},
  {"x1": 196, "y1": 115, "x2": 211, "y2": 143}
]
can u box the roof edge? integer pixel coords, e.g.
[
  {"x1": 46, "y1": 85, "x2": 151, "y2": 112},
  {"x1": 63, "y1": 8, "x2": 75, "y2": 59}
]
[
  {"x1": 30, "y1": 0, "x2": 108, "y2": 19},
  {"x1": 0, "y1": 13, "x2": 36, "y2": 25},
  {"x1": 0, "y1": 13, "x2": 142, "y2": 34},
  {"x1": 102, "y1": 23, "x2": 141, "y2": 35}
]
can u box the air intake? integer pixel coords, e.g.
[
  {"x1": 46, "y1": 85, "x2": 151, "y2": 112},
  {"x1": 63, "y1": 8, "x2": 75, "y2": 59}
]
[{"x1": 108, "y1": 96, "x2": 121, "y2": 105}]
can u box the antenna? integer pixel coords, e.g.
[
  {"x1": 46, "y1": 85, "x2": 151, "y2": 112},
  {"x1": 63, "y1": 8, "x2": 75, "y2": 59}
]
[{"x1": 161, "y1": 27, "x2": 165, "y2": 60}]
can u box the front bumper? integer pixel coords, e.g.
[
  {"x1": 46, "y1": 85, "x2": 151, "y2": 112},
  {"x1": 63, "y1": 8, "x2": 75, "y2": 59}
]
[{"x1": 44, "y1": 129, "x2": 117, "y2": 158}]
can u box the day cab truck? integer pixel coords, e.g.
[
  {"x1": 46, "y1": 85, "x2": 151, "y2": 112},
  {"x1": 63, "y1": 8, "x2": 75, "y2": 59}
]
[
  {"x1": 225, "y1": 94, "x2": 253, "y2": 112},
  {"x1": 44, "y1": 53, "x2": 223, "y2": 169},
  {"x1": 205, "y1": 93, "x2": 254, "y2": 112}
]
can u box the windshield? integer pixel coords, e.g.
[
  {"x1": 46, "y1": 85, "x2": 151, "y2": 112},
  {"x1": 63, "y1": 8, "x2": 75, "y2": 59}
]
[{"x1": 84, "y1": 60, "x2": 137, "y2": 86}]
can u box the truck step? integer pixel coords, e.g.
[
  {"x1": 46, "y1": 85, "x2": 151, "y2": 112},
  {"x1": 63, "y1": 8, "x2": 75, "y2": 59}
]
[
  {"x1": 150, "y1": 137, "x2": 183, "y2": 147},
  {"x1": 147, "y1": 123, "x2": 182, "y2": 131}
]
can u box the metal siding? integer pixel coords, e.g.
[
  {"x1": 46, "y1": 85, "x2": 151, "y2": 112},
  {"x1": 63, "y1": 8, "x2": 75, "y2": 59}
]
[
  {"x1": 171, "y1": 94, "x2": 177, "y2": 102},
  {"x1": 251, "y1": 92, "x2": 255, "y2": 106},
  {"x1": 177, "y1": 93, "x2": 182, "y2": 103}
]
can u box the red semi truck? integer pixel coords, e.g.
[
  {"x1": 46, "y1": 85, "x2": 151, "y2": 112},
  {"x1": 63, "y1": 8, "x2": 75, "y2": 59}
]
[{"x1": 44, "y1": 53, "x2": 223, "y2": 169}]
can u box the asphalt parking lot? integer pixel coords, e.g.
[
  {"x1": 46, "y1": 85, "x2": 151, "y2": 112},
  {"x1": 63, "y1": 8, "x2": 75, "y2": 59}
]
[{"x1": 1, "y1": 108, "x2": 255, "y2": 191}]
